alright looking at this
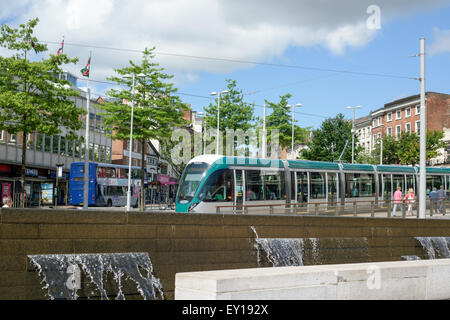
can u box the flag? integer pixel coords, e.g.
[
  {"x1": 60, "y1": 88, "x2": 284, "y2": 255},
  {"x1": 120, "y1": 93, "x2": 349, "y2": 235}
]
[
  {"x1": 81, "y1": 56, "x2": 91, "y2": 78},
  {"x1": 57, "y1": 39, "x2": 64, "y2": 56}
]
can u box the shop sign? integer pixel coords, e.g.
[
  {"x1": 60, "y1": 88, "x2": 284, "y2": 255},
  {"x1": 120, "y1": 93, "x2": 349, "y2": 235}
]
[
  {"x1": 0, "y1": 164, "x2": 11, "y2": 173},
  {"x1": 25, "y1": 168, "x2": 38, "y2": 177}
]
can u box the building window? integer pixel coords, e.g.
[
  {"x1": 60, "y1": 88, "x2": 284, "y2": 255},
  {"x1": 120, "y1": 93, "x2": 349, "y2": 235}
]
[
  {"x1": 396, "y1": 110, "x2": 402, "y2": 120},
  {"x1": 416, "y1": 105, "x2": 420, "y2": 115},
  {"x1": 378, "y1": 117, "x2": 382, "y2": 126},
  {"x1": 9, "y1": 133, "x2": 17, "y2": 144},
  {"x1": 406, "y1": 107, "x2": 411, "y2": 117},
  {"x1": 415, "y1": 121, "x2": 420, "y2": 134},
  {"x1": 373, "y1": 119, "x2": 377, "y2": 127},
  {"x1": 405, "y1": 123, "x2": 411, "y2": 133},
  {"x1": 0, "y1": 130, "x2": 3, "y2": 142},
  {"x1": 387, "y1": 127, "x2": 392, "y2": 136},
  {"x1": 373, "y1": 134, "x2": 377, "y2": 145},
  {"x1": 387, "y1": 112, "x2": 392, "y2": 122},
  {"x1": 396, "y1": 125, "x2": 401, "y2": 137}
]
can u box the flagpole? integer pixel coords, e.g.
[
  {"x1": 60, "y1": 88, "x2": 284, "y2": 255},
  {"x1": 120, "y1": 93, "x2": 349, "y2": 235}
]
[{"x1": 83, "y1": 51, "x2": 92, "y2": 210}]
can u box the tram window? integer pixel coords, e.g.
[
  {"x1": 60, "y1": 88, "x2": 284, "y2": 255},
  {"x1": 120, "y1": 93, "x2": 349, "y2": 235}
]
[
  {"x1": 310, "y1": 172, "x2": 325, "y2": 199},
  {"x1": 263, "y1": 171, "x2": 285, "y2": 200},
  {"x1": 246, "y1": 170, "x2": 264, "y2": 201},
  {"x1": 291, "y1": 172, "x2": 296, "y2": 201},
  {"x1": 198, "y1": 169, "x2": 233, "y2": 202},
  {"x1": 345, "y1": 173, "x2": 375, "y2": 197},
  {"x1": 296, "y1": 172, "x2": 308, "y2": 203},
  {"x1": 426, "y1": 175, "x2": 444, "y2": 194},
  {"x1": 406, "y1": 175, "x2": 415, "y2": 192}
]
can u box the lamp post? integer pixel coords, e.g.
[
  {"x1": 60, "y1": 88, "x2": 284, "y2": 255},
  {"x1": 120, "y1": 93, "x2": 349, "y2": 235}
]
[
  {"x1": 210, "y1": 90, "x2": 228, "y2": 155},
  {"x1": 346, "y1": 105, "x2": 361, "y2": 164},
  {"x1": 197, "y1": 111, "x2": 206, "y2": 155},
  {"x1": 288, "y1": 103, "x2": 302, "y2": 160},
  {"x1": 124, "y1": 73, "x2": 145, "y2": 211},
  {"x1": 55, "y1": 163, "x2": 63, "y2": 208}
]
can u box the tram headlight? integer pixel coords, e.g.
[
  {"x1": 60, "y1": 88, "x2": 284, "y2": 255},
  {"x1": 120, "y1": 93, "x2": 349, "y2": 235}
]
[{"x1": 188, "y1": 202, "x2": 199, "y2": 212}]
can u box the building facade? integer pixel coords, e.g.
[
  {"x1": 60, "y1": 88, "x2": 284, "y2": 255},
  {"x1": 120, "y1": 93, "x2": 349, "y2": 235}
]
[
  {"x1": 371, "y1": 92, "x2": 450, "y2": 165},
  {"x1": 355, "y1": 115, "x2": 373, "y2": 154},
  {"x1": 0, "y1": 73, "x2": 113, "y2": 207}
]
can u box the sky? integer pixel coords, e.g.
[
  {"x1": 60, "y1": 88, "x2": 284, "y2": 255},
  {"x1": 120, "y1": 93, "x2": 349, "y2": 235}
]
[{"x1": 1, "y1": 0, "x2": 450, "y2": 129}]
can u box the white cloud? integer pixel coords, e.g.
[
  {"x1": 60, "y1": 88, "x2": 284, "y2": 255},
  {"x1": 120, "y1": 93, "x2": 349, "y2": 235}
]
[
  {"x1": 1, "y1": 0, "x2": 448, "y2": 85},
  {"x1": 429, "y1": 28, "x2": 450, "y2": 55}
]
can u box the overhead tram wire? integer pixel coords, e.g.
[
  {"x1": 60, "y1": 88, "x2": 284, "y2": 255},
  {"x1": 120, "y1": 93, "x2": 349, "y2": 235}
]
[{"x1": 41, "y1": 40, "x2": 417, "y2": 81}]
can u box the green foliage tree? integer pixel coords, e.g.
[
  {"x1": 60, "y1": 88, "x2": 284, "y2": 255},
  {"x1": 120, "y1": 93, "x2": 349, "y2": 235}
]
[
  {"x1": 204, "y1": 79, "x2": 256, "y2": 154},
  {"x1": 371, "y1": 130, "x2": 446, "y2": 165},
  {"x1": 371, "y1": 135, "x2": 400, "y2": 165},
  {"x1": 265, "y1": 93, "x2": 310, "y2": 154},
  {"x1": 0, "y1": 18, "x2": 82, "y2": 205},
  {"x1": 100, "y1": 47, "x2": 188, "y2": 210},
  {"x1": 301, "y1": 113, "x2": 360, "y2": 162}
]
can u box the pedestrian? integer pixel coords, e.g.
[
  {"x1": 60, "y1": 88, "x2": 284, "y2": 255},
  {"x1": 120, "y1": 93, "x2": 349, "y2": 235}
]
[
  {"x1": 392, "y1": 186, "x2": 403, "y2": 217},
  {"x1": 404, "y1": 188, "x2": 415, "y2": 216},
  {"x1": 429, "y1": 187, "x2": 438, "y2": 214},
  {"x1": 2, "y1": 197, "x2": 12, "y2": 208},
  {"x1": 437, "y1": 185, "x2": 446, "y2": 213}
]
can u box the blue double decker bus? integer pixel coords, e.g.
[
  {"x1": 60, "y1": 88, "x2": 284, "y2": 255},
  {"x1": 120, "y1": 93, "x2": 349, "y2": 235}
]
[{"x1": 69, "y1": 162, "x2": 145, "y2": 207}]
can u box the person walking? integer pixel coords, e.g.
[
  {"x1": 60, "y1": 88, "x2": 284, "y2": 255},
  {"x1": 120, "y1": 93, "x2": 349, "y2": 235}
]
[
  {"x1": 429, "y1": 187, "x2": 438, "y2": 214},
  {"x1": 404, "y1": 188, "x2": 416, "y2": 216},
  {"x1": 437, "y1": 185, "x2": 446, "y2": 213},
  {"x1": 392, "y1": 186, "x2": 403, "y2": 217}
]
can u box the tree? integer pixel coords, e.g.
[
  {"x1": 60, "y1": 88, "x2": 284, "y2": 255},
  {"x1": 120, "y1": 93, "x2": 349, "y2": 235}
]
[
  {"x1": 0, "y1": 18, "x2": 82, "y2": 206},
  {"x1": 301, "y1": 113, "x2": 361, "y2": 162},
  {"x1": 371, "y1": 130, "x2": 446, "y2": 165},
  {"x1": 265, "y1": 93, "x2": 310, "y2": 154},
  {"x1": 203, "y1": 79, "x2": 256, "y2": 155},
  {"x1": 371, "y1": 135, "x2": 400, "y2": 165},
  {"x1": 100, "y1": 47, "x2": 188, "y2": 210}
]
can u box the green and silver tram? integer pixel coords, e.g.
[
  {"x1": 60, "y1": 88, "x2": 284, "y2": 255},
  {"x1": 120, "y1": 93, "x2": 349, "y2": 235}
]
[{"x1": 175, "y1": 155, "x2": 450, "y2": 213}]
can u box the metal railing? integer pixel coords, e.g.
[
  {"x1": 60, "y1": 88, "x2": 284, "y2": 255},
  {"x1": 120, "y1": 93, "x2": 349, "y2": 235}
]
[{"x1": 215, "y1": 199, "x2": 449, "y2": 218}]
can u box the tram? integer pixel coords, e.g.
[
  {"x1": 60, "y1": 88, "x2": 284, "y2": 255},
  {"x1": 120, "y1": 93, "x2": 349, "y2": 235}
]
[{"x1": 175, "y1": 155, "x2": 450, "y2": 213}]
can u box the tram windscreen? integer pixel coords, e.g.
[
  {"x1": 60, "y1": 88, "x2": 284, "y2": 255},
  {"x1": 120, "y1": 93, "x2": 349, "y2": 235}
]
[{"x1": 177, "y1": 162, "x2": 210, "y2": 203}]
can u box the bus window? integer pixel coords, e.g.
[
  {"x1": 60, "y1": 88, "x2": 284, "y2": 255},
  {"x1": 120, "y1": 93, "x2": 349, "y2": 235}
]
[
  {"x1": 198, "y1": 170, "x2": 233, "y2": 202},
  {"x1": 345, "y1": 173, "x2": 375, "y2": 197},
  {"x1": 310, "y1": 172, "x2": 325, "y2": 199}
]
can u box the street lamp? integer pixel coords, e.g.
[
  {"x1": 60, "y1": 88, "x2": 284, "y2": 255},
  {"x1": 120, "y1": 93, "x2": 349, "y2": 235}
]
[
  {"x1": 346, "y1": 105, "x2": 361, "y2": 164},
  {"x1": 197, "y1": 111, "x2": 206, "y2": 155},
  {"x1": 124, "y1": 73, "x2": 145, "y2": 211},
  {"x1": 210, "y1": 90, "x2": 228, "y2": 155},
  {"x1": 288, "y1": 103, "x2": 302, "y2": 160}
]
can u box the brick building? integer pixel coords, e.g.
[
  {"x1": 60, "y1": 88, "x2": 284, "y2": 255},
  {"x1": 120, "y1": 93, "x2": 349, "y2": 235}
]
[{"x1": 371, "y1": 92, "x2": 450, "y2": 165}]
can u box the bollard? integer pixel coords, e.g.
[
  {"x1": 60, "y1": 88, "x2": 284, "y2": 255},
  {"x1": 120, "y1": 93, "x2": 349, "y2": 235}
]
[
  {"x1": 401, "y1": 200, "x2": 406, "y2": 218},
  {"x1": 387, "y1": 200, "x2": 391, "y2": 218},
  {"x1": 269, "y1": 206, "x2": 274, "y2": 215},
  {"x1": 371, "y1": 201, "x2": 375, "y2": 218},
  {"x1": 353, "y1": 201, "x2": 357, "y2": 216},
  {"x1": 216, "y1": 206, "x2": 221, "y2": 214},
  {"x1": 315, "y1": 203, "x2": 319, "y2": 216}
]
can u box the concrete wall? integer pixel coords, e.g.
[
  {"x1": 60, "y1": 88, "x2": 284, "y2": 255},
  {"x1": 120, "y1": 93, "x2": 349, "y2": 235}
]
[
  {"x1": 1, "y1": 208, "x2": 450, "y2": 299},
  {"x1": 175, "y1": 259, "x2": 450, "y2": 300}
]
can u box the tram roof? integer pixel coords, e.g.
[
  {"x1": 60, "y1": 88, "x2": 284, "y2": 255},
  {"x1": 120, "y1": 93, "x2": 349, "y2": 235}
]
[
  {"x1": 287, "y1": 160, "x2": 340, "y2": 171},
  {"x1": 220, "y1": 156, "x2": 285, "y2": 168},
  {"x1": 376, "y1": 165, "x2": 416, "y2": 173},
  {"x1": 341, "y1": 163, "x2": 374, "y2": 172},
  {"x1": 416, "y1": 166, "x2": 450, "y2": 174}
]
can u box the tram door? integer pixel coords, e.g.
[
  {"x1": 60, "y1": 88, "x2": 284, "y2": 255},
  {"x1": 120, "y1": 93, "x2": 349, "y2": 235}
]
[
  {"x1": 296, "y1": 172, "x2": 308, "y2": 204},
  {"x1": 327, "y1": 172, "x2": 338, "y2": 208},
  {"x1": 234, "y1": 170, "x2": 244, "y2": 212}
]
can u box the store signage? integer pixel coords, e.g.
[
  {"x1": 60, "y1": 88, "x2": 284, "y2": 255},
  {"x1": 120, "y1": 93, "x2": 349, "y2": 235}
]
[
  {"x1": 0, "y1": 165, "x2": 11, "y2": 173},
  {"x1": 25, "y1": 168, "x2": 38, "y2": 177}
]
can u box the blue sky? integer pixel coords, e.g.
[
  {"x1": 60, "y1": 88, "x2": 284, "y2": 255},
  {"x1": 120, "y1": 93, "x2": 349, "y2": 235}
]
[{"x1": 1, "y1": 0, "x2": 450, "y2": 129}]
